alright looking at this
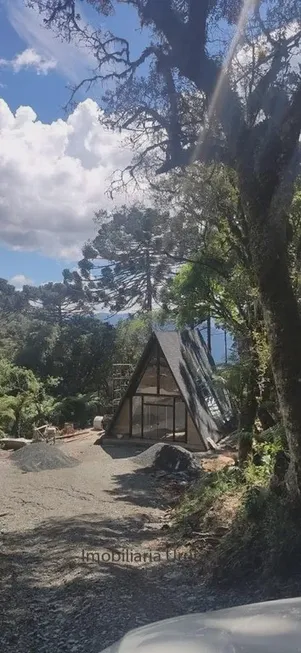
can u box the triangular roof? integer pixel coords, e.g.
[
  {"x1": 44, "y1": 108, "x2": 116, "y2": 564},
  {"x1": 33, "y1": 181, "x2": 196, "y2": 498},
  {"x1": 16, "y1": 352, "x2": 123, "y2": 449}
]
[{"x1": 107, "y1": 328, "x2": 233, "y2": 448}]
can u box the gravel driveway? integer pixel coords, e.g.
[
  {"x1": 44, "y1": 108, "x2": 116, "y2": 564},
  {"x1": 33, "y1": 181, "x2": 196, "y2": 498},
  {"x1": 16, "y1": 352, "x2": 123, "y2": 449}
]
[{"x1": 0, "y1": 435, "x2": 288, "y2": 652}]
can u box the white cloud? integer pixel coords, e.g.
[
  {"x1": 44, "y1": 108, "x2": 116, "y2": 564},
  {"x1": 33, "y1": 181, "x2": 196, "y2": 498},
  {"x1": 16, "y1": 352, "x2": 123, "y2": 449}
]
[
  {"x1": 0, "y1": 48, "x2": 57, "y2": 75},
  {"x1": 234, "y1": 21, "x2": 301, "y2": 96},
  {"x1": 6, "y1": 0, "x2": 95, "y2": 83},
  {"x1": 0, "y1": 98, "x2": 139, "y2": 260},
  {"x1": 9, "y1": 274, "x2": 34, "y2": 290}
]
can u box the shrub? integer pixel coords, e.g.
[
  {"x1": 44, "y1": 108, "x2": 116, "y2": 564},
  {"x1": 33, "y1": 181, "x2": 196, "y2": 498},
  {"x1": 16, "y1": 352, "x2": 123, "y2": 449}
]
[
  {"x1": 173, "y1": 466, "x2": 244, "y2": 532},
  {"x1": 171, "y1": 438, "x2": 301, "y2": 587}
]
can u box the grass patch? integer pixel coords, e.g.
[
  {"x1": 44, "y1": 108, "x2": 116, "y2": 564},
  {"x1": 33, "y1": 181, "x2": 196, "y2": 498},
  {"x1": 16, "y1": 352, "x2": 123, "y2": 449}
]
[{"x1": 173, "y1": 466, "x2": 244, "y2": 533}]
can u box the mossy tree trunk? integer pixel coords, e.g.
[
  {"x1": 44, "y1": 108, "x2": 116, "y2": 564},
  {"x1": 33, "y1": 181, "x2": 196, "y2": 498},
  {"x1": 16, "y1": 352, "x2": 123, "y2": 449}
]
[{"x1": 241, "y1": 173, "x2": 301, "y2": 499}]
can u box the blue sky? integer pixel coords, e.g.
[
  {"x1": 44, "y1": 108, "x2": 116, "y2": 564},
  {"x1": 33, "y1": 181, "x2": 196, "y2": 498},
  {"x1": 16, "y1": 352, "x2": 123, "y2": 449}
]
[
  {"x1": 0, "y1": 0, "x2": 147, "y2": 288},
  {"x1": 0, "y1": 3, "x2": 67, "y2": 123},
  {"x1": 0, "y1": 1, "x2": 233, "y2": 362}
]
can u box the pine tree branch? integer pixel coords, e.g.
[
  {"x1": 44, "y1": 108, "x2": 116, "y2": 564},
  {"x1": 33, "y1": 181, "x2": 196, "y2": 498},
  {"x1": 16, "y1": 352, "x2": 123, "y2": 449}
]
[{"x1": 164, "y1": 250, "x2": 230, "y2": 278}]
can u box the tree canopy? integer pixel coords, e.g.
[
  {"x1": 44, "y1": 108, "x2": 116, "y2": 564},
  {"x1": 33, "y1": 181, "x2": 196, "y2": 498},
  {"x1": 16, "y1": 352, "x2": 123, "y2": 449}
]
[
  {"x1": 68, "y1": 204, "x2": 174, "y2": 312},
  {"x1": 0, "y1": 279, "x2": 117, "y2": 434},
  {"x1": 0, "y1": 274, "x2": 164, "y2": 437},
  {"x1": 22, "y1": 281, "x2": 93, "y2": 327},
  {"x1": 29, "y1": 0, "x2": 301, "y2": 176}
]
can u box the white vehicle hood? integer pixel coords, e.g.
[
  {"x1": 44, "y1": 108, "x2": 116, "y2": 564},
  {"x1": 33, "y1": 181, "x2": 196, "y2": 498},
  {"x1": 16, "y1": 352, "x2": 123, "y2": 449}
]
[{"x1": 101, "y1": 597, "x2": 301, "y2": 653}]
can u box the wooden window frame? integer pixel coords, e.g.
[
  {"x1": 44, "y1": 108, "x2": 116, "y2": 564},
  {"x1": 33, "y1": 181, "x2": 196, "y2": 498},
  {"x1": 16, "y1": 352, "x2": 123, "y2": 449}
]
[{"x1": 131, "y1": 343, "x2": 188, "y2": 441}]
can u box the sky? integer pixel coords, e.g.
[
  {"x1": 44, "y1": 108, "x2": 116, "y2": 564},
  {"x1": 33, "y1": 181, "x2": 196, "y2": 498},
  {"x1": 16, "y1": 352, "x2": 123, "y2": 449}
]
[
  {"x1": 0, "y1": 0, "x2": 233, "y2": 362},
  {"x1": 0, "y1": 0, "x2": 148, "y2": 288}
]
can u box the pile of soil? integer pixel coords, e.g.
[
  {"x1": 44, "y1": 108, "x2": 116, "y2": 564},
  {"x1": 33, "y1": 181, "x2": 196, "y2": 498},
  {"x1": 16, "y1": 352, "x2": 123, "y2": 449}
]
[
  {"x1": 11, "y1": 442, "x2": 79, "y2": 473},
  {"x1": 153, "y1": 444, "x2": 200, "y2": 475},
  {"x1": 133, "y1": 443, "x2": 201, "y2": 475}
]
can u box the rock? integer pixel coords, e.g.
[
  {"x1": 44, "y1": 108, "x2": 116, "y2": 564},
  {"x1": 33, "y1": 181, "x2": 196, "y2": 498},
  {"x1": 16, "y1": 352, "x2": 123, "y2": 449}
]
[{"x1": 153, "y1": 444, "x2": 201, "y2": 477}]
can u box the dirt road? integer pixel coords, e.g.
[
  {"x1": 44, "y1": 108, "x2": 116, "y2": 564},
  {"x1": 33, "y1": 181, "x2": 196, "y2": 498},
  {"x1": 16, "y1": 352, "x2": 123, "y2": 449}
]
[{"x1": 0, "y1": 435, "x2": 266, "y2": 652}]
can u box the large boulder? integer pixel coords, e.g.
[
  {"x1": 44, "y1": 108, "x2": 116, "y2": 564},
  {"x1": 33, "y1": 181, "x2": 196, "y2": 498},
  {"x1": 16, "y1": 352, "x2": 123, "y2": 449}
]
[{"x1": 153, "y1": 444, "x2": 200, "y2": 476}]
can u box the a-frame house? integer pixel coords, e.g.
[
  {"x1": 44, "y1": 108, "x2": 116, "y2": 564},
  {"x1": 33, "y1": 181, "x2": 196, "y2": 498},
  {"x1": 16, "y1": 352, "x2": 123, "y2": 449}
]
[{"x1": 106, "y1": 329, "x2": 233, "y2": 450}]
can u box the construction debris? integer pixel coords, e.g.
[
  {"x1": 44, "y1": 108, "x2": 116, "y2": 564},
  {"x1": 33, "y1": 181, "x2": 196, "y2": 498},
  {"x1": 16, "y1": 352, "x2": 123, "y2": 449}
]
[
  {"x1": 93, "y1": 416, "x2": 104, "y2": 431},
  {"x1": 62, "y1": 423, "x2": 75, "y2": 435},
  {"x1": 0, "y1": 438, "x2": 30, "y2": 451},
  {"x1": 32, "y1": 424, "x2": 56, "y2": 444}
]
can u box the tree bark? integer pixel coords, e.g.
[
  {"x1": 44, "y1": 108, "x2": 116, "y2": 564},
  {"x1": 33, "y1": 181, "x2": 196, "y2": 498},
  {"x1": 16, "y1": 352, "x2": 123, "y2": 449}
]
[
  {"x1": 259, "y1": 254, "x2": 301, "y2": 498},
  {"x1": 239, "y1": 377, "x2": 258, "y2": 433},
  {"x1": 236, "y1": 333, "x2": 260, "y2": 433},
  {"x1": 257, "y1": 405, "x2": 276, "y2": 430},
  {"x1": 244, "y1": 193, "x2": 301, "y2": 499},
  {"x1": 240, "y1": 360, "x2": 259, "y2": 434},
  {"x1": 145, "y1": 249, "x2": 153, "y2": 312},
  {"x1": 58, "y1": 302, "x2": 63, "y2": 328},
  {"x1": 257, "y1": 372, "x2": 278, "y2": 430}
]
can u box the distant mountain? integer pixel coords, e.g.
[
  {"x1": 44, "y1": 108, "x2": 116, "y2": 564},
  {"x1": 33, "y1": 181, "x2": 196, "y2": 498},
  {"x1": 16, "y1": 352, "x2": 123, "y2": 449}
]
[
  {"x1": 96, "y1": 312, "x2": 129, "y2": 326},
  {"x1": 96, "y1": 313, "x2": 234, "y2": 363}
]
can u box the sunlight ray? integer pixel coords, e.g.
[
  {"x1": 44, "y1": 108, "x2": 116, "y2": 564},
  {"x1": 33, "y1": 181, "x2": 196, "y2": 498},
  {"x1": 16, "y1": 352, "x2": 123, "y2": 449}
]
[{"x1": 191, "y1": 0, "x2": 258, "y2": 164}]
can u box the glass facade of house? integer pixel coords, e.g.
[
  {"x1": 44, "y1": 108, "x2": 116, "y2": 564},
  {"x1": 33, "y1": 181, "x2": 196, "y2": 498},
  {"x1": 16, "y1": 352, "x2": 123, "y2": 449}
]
[{"x1": 114, "y1": 341, "x2": 187, "y2": 442}]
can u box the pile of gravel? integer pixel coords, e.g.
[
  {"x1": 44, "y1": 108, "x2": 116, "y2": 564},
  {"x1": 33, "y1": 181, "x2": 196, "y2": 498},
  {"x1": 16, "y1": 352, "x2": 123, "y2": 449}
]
[
  {"x1": 132, "y1": 442, "x2": 171, "y2": 468},
  {"x1": 11, "y1": 442, "x2": 79, "y2": 473},
  {"x1": 133, "y1": 442, "x2": 201, "y2": 476},
  {"x1": 153, "y1": 444, "x2": 200, "y2": 475}
]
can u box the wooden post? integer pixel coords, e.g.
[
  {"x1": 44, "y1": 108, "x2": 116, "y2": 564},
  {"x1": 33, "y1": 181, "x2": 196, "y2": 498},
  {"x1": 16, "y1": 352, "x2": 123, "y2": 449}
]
[
  {"x1": 224, "y1": 330, "x2": 228, "y2": 364},
  {"x1": 173, "y1": 397, "x2": 176, "y2": 442},
  {"x1": 129, "y1": 396, "x2": 133, "y2": 438},
  {"x1": 207, "y1": 315, "x2": 212, "y2": 353}
]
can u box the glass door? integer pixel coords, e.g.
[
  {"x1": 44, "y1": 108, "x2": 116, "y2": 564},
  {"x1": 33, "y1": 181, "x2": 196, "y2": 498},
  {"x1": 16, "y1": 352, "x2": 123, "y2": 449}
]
[
  {"x1": 132, "y1": 396, "x2": 142, "y2": 437},
  {"x1": 143, "y1": 401, "x2": 173, "y2": 440}
]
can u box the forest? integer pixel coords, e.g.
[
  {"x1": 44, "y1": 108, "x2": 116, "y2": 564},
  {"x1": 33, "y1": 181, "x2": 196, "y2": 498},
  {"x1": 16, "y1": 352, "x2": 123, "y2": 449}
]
[
  {"x1": 3, "y1": 172, "x2": 301, "y2": 448},
  {"x1": 0, "y1": 273, "x2": 153, "y2": 436}
]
